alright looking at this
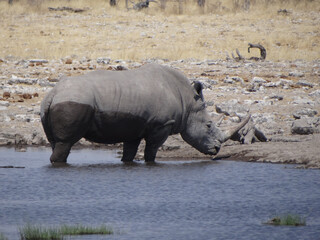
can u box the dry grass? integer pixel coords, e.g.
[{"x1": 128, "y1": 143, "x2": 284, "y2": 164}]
[{"x1": 0, "y1": 0, "x2": 319, "y2": 61}]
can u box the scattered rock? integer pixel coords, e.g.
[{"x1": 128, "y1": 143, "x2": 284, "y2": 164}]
[
  {"x1": 38, "y1": 78, "x2": 56, "y2": 87},
  {"x1": 264, "y1": 82, "x2": 279, "y2": 88},
  {"x1": 278, "y1": 79, "x2": 294, "y2": 89},
  {"x1": 309, "y1": 90, "x2": 320, "y2": 97},
  {"x1": 97, "y1": 57, "x2": 111, "y2": 65},
  {"x1": 292, "y1": 97, "x2": 315, "y2": 106},
  {"x1": 3, "y1": 92, "x2": 10, "y2": 98},
  {"x1": 293, "y1": 109, "x2": 318, "y2": 119},
  {"x1": 296, "y1": 80, "x2": 314, "y2": 88},
  {"x1": 29, "y1": 59, "x2": 48, "y2": 64},
  {"x1": 22, "y1": 93, "x2": 32, "y2": 99},
  {"x1": 8, "y1": 77, "x2": 38, "y2": 85},
  {"x1": 269, "y1": 94, "x2": 284, "y2": 101},
  {"x1": 107, "y1": 65, "x2": 128, "y2": 71},
  {"x1": 289, "y1": 71, "x2": 305, "y2": 77},
  {"x1": 65, "y1": 58, "x2": 73, "y2": 64},
  {"x1": 252, "y1": 77, "x2": 267, "y2": 85},
  {"x1": 291, "y1": 118, "x2": 320, "y2": 135},
  {"x1": 0, "y1": 100, "x2": 9, "y2": 107},
  {"x1": 224, "y1": 76, "x2": 234, "y2": 84}
]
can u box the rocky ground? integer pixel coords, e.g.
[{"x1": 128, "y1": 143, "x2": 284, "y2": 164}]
[{"x1": 0, "y1": 57, "x2": 319, "y2": 168}]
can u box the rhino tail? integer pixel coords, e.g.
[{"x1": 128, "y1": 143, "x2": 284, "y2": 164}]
[{"x1": 40, "y1": 91, "x2": 55, "y2": 147}]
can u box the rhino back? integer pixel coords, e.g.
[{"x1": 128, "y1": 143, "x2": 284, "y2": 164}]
[{"x1": 50, "y1": 64, "x2": 194, "y2": 136}]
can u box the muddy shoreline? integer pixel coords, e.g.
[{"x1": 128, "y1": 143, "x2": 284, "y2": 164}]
[{"x1": 0, "y1": 58, "x2": 319, "y2": 168}]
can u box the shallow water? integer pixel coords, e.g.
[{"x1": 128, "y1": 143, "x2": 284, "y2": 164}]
[{"x1": 0, "y1": 147, "x2": 319, "y2": 240}]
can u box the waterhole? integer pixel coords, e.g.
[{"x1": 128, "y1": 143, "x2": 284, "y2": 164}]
[{"x1": 0, "y1": 147, "x2": 319, "y2": 239}]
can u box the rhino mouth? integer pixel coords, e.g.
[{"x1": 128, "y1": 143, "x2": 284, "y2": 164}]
[{"x1": 206, "y1": 146, "x2": 221, "y2": 156}]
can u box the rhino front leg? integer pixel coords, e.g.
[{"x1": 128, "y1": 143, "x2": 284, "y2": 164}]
[
  {"x1": 121, "y1": 139, "x2": 141, "y2": 162},
  {"x1": 144, "y1": 121, "x2": 175, "y2": 162}
]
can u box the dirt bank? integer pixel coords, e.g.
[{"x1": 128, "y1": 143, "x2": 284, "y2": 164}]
[{"x1": 0, "y1": 58, "x2": 319, "y2": 168}]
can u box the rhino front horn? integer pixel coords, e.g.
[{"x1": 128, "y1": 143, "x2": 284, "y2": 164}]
[{"x1": 221, "y1": 114, "x2": 251, "y2": 142}]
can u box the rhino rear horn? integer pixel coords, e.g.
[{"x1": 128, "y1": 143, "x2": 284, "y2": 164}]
[{"x1": 221, "y1": 114, "x2": 251, "y2": 142}]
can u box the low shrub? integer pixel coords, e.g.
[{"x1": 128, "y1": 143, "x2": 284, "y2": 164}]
[
  {"x1": 19, "y1": 223, "x2": 113, "y2": 240},
  {"x1": 266, "y1": 214, "x2": 306, "y2": 226}
]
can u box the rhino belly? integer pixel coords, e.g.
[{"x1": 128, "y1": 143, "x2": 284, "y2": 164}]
[{"x1": 84, "y1": 111, "x2": 148, "y2": 144}]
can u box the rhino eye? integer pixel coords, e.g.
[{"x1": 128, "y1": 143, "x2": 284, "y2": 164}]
[{"x1": 206, "y1": 122, "x2": 212, "y2": 128}]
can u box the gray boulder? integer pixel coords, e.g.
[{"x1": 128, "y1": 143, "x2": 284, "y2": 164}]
[{"x1": 291, "y1": 117, "x2": 320, "y2": 135}]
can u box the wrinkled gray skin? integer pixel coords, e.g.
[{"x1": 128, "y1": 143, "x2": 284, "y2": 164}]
[{"x1": 41, "y1": 64, "x2": 250, "y2": 163}]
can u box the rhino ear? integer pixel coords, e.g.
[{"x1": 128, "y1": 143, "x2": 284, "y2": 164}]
[{"x1": 192, "y1": 81, "x2": 204, "y2": 101}]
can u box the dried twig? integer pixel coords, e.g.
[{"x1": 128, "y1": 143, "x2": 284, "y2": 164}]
[
  {"x1": 48, "y1": 6, "x2": 87, "y2": 13},
  {"x1": 231, "y1": 48, "x2": 245, "y2": 61},
  {"x1": 248, "y1": 43, "x2": 266, "y2": 61},
  {"x1": 131, "y1": 0, "x2": 157, "y2": 10},
  {"x1": 229, "y1": 43, "x2": 266, "y2": 62}
]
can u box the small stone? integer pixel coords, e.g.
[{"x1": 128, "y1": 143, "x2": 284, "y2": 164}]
[
  {"x1": 264, "y1": 82, "x2": 279, "y2": 88},
  {"x1": 279, "y1": 79, "x2": 294, "y2": 87},
  {"x1": 38, "y1": 78, "x2": 56, "y2": 87},
  {"x1": 224, "y1": 76, "x2": 234, "y2": 84},
  {"x1": 116, "y1": 65, "x2": 128, "y2": 71},
  {"x1": 269, "y1": 95, "x2": 284, "y2": 101},
  {"x1": 22, "y1": 93, "x2": 32, "y2": 99},
  {"x1": 29, "y1": 59, "x2": 48, "y2": 64},
  {"x1": 3, "y1": 92, "x2": 10, "y2": 98},
  {"x1": 0, "y1": 101, "x2": 9, "y2": 107},
  {"x1": 231, "y1": 76, "x2": 244, "y2": 83},
  {"x1": 309, "y1": 90, "x2": 320, "y2": 97},
  {"x1": 252, "y1": 77, "x2": 267, "y2": 85},
  {"x1": 97, "y1": 57, "x2": 111, "y2": 65},
  {"x1": 65, "y1": 58, "x2": 73, "y2": 64},
  {"x1": 292, "y1": 97, "x2": 315, "y2": 106},
  {"x1": 296, "y1": 80, "x2": 314, "y2": 88},
  {"x1": 289, "y1": 71, "x2": 305, "y2": 77},
  {"x1": 8, "y1": 77, "x2": 38, "y2": 85}
]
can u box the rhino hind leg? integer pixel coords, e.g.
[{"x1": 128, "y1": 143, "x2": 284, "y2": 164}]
[
  {"x1": 121, "y1": 139, "x2": 141, "y2": 162},
  {"x1": 48, "y1": 101, "x2": 94, "y2": 163},
  {"x1": 50, "y1": 142, "x2": 72, "y2": 163}
]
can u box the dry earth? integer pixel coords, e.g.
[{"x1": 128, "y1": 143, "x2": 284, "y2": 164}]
[{"x1": 0, "y1": 4, "x2": 319, "y2": 168}]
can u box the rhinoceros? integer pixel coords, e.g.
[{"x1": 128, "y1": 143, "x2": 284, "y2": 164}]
[{"x1": 41, "y1": 63, "x2": 250, "y2": 163}]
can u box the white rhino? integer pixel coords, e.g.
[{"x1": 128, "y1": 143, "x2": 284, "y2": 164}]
[{"x1": 41, "y1": 64, "x2": 249, "y2": 163}]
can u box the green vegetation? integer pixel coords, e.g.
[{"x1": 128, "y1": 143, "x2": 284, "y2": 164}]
[
  {"x1": 60, "y1": 224, "x2": 113, "y2": 236},
  {"x1": 19, "y1": 223, "x2": 113, "y2": 240},
  {"x1": 0, "y1": 233, "x2": 8, "y2": 240},
  {"x1": 267, "y1": 214, "x2": 306, "y2": 226},
  {"x1": 19, "y1": 224, "x2": 62, "y2": 240}
]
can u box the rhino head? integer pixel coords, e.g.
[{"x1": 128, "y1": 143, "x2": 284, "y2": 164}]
[{"x1": 181, "y1": 81, "x2": 250, "y2": 156}]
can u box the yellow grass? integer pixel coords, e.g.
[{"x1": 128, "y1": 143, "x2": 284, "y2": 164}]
[{"x1": 0, "y1": 0, "x2": 319, "y2": 61}]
